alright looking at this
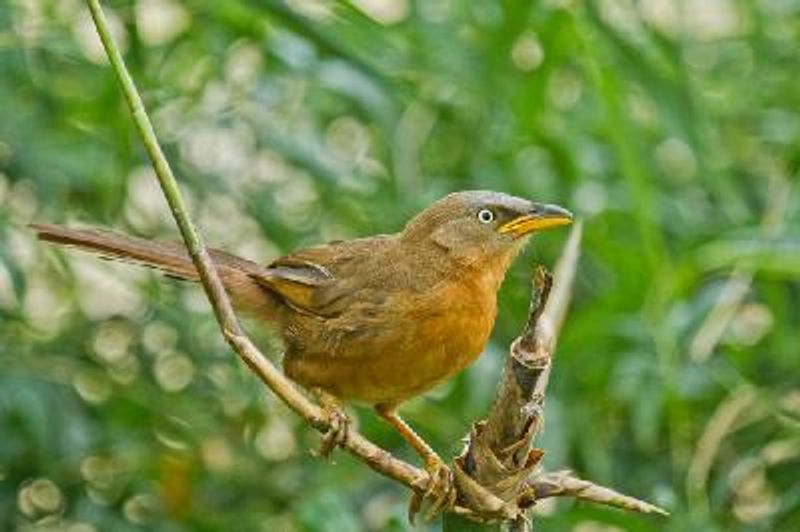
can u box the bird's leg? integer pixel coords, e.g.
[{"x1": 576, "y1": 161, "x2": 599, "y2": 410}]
[
  {"x1": 375, "y1": 404, "x2": 456, "y2": 522},
  {"x1": 314, "y1": 388, "x2": 350, "y2": 458}
]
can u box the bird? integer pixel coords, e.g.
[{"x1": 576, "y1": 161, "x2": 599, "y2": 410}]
[{"x1": 32, "y1": 190, "x2": 572, "y2": 517}]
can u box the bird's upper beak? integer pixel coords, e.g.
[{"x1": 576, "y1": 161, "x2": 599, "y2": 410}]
[{"x1": 498, "y1": 202, "x2": 573, "y2": 237}]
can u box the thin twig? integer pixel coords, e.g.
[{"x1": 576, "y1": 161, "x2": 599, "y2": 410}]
[
  {"x1": 538, "y1": 219, "x2": 583, "y2": 344},
  {"x1": 84, "y1": 0, "x2": 435, "y2": 500},
  {"x1": 86, "y1": 0, "x2": 238, "y2": 341},
  {"x1": 525, "y1": 471, "x2": 669, "y2": 516}
]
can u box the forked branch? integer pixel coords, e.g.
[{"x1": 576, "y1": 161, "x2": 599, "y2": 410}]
[{"x1": 447, "y1": 222, "x2": 667, "y2": 528}]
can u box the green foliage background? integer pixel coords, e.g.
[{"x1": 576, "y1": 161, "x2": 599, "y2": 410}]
[{"x1": 1, "y1": 1, "x2": 799, "y2": 530}]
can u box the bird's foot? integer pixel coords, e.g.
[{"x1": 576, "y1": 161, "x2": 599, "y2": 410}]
[
  {"x1": 408, "y1": 456, "x2": 456, "y2": 524},
  {"x1": 315, "y1": 398, "x2": 350, "y2": 459}
]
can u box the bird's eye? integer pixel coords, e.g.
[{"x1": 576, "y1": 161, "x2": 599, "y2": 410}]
[{"x1": 477, "y1": 208, "x2": 495, "y2": 224}]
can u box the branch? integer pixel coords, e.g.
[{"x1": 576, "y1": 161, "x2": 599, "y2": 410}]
[
  {"x1": 84, "y1": 0, "x2": 438, "y2": 501},
  {"x1": 525, "y1": 471, "x2": 669, "y2": 516},
  {"x1": 449, "y1": 222, "x2": 668, "y2": 525},
  {"x1": 450, "y1": 223, "x2": 581, "y2": 521}
]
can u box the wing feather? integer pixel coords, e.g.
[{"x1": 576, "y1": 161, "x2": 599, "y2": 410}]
[{"x1": 250, "y1": 234, "x2": 394, "y2": 318}]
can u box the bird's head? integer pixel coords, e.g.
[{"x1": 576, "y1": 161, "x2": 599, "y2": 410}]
[{"x1": 402, "y1": 190, "x2": 572, "y2": 274}]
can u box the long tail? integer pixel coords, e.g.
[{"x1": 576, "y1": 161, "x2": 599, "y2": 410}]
[{"x1": 31, "y1": 223, "x2": 280, "y2": 319}]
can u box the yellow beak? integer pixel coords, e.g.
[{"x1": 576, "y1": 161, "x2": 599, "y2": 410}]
[{"x1": 498, "y1": 203, "x2": 573, "y2": 237}]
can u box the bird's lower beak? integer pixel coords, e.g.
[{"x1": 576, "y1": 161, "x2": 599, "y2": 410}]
[{"x1": 499, "y1": 203, "x2": 573, "y2": 237}]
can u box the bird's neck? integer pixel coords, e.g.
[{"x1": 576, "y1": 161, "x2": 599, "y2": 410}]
[
  {"x1": 402, "y1": 236, "x2": 524, "y2": 294},
  {"x1": 477, "y1": 244, "x2": 525, "y2": 293}
]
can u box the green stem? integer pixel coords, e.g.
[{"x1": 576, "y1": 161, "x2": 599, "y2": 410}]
[
  {"x1": 82, "y1": 0, "x2": 442, "y2": 502},
  {"x1": 84, "y1": 0, "x2": 242, "y2": 338}
]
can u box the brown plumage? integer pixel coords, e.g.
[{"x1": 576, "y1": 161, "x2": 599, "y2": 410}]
[{"x1": 32, "y1": 190, "x2": 571, "y2": 511}]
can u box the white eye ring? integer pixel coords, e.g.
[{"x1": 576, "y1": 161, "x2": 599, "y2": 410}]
[{"x1": 477, "y1": 208, "x2": 495, "y2": 224}]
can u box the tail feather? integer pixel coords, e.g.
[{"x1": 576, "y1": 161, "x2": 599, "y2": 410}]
[
  {"x1": 32, "y1": 224, "x2": 202, "y2": 279},
  {"x1": 31, "y1": 223, "x2": 280, "y2": 319}
]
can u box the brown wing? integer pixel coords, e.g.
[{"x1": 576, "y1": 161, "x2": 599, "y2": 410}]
[
  {"x1": 249, "y1": 235, "x2": 395, "y2": 317},
  {"x1": 249, "y1": 259, "x2": 333, "y2": 316}
]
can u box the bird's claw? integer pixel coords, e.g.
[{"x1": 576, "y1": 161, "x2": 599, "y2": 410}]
[
  {"x1": 408, "y1": 457, "x2": 456, "y2": 524},
  {"x1": 316, "y1": 405, "x2": 350, "y2": 459}
]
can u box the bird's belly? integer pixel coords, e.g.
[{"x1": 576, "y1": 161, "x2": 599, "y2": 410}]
[{"x1": 283, "y1": 283, "x2": 496, "y2": 405}]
